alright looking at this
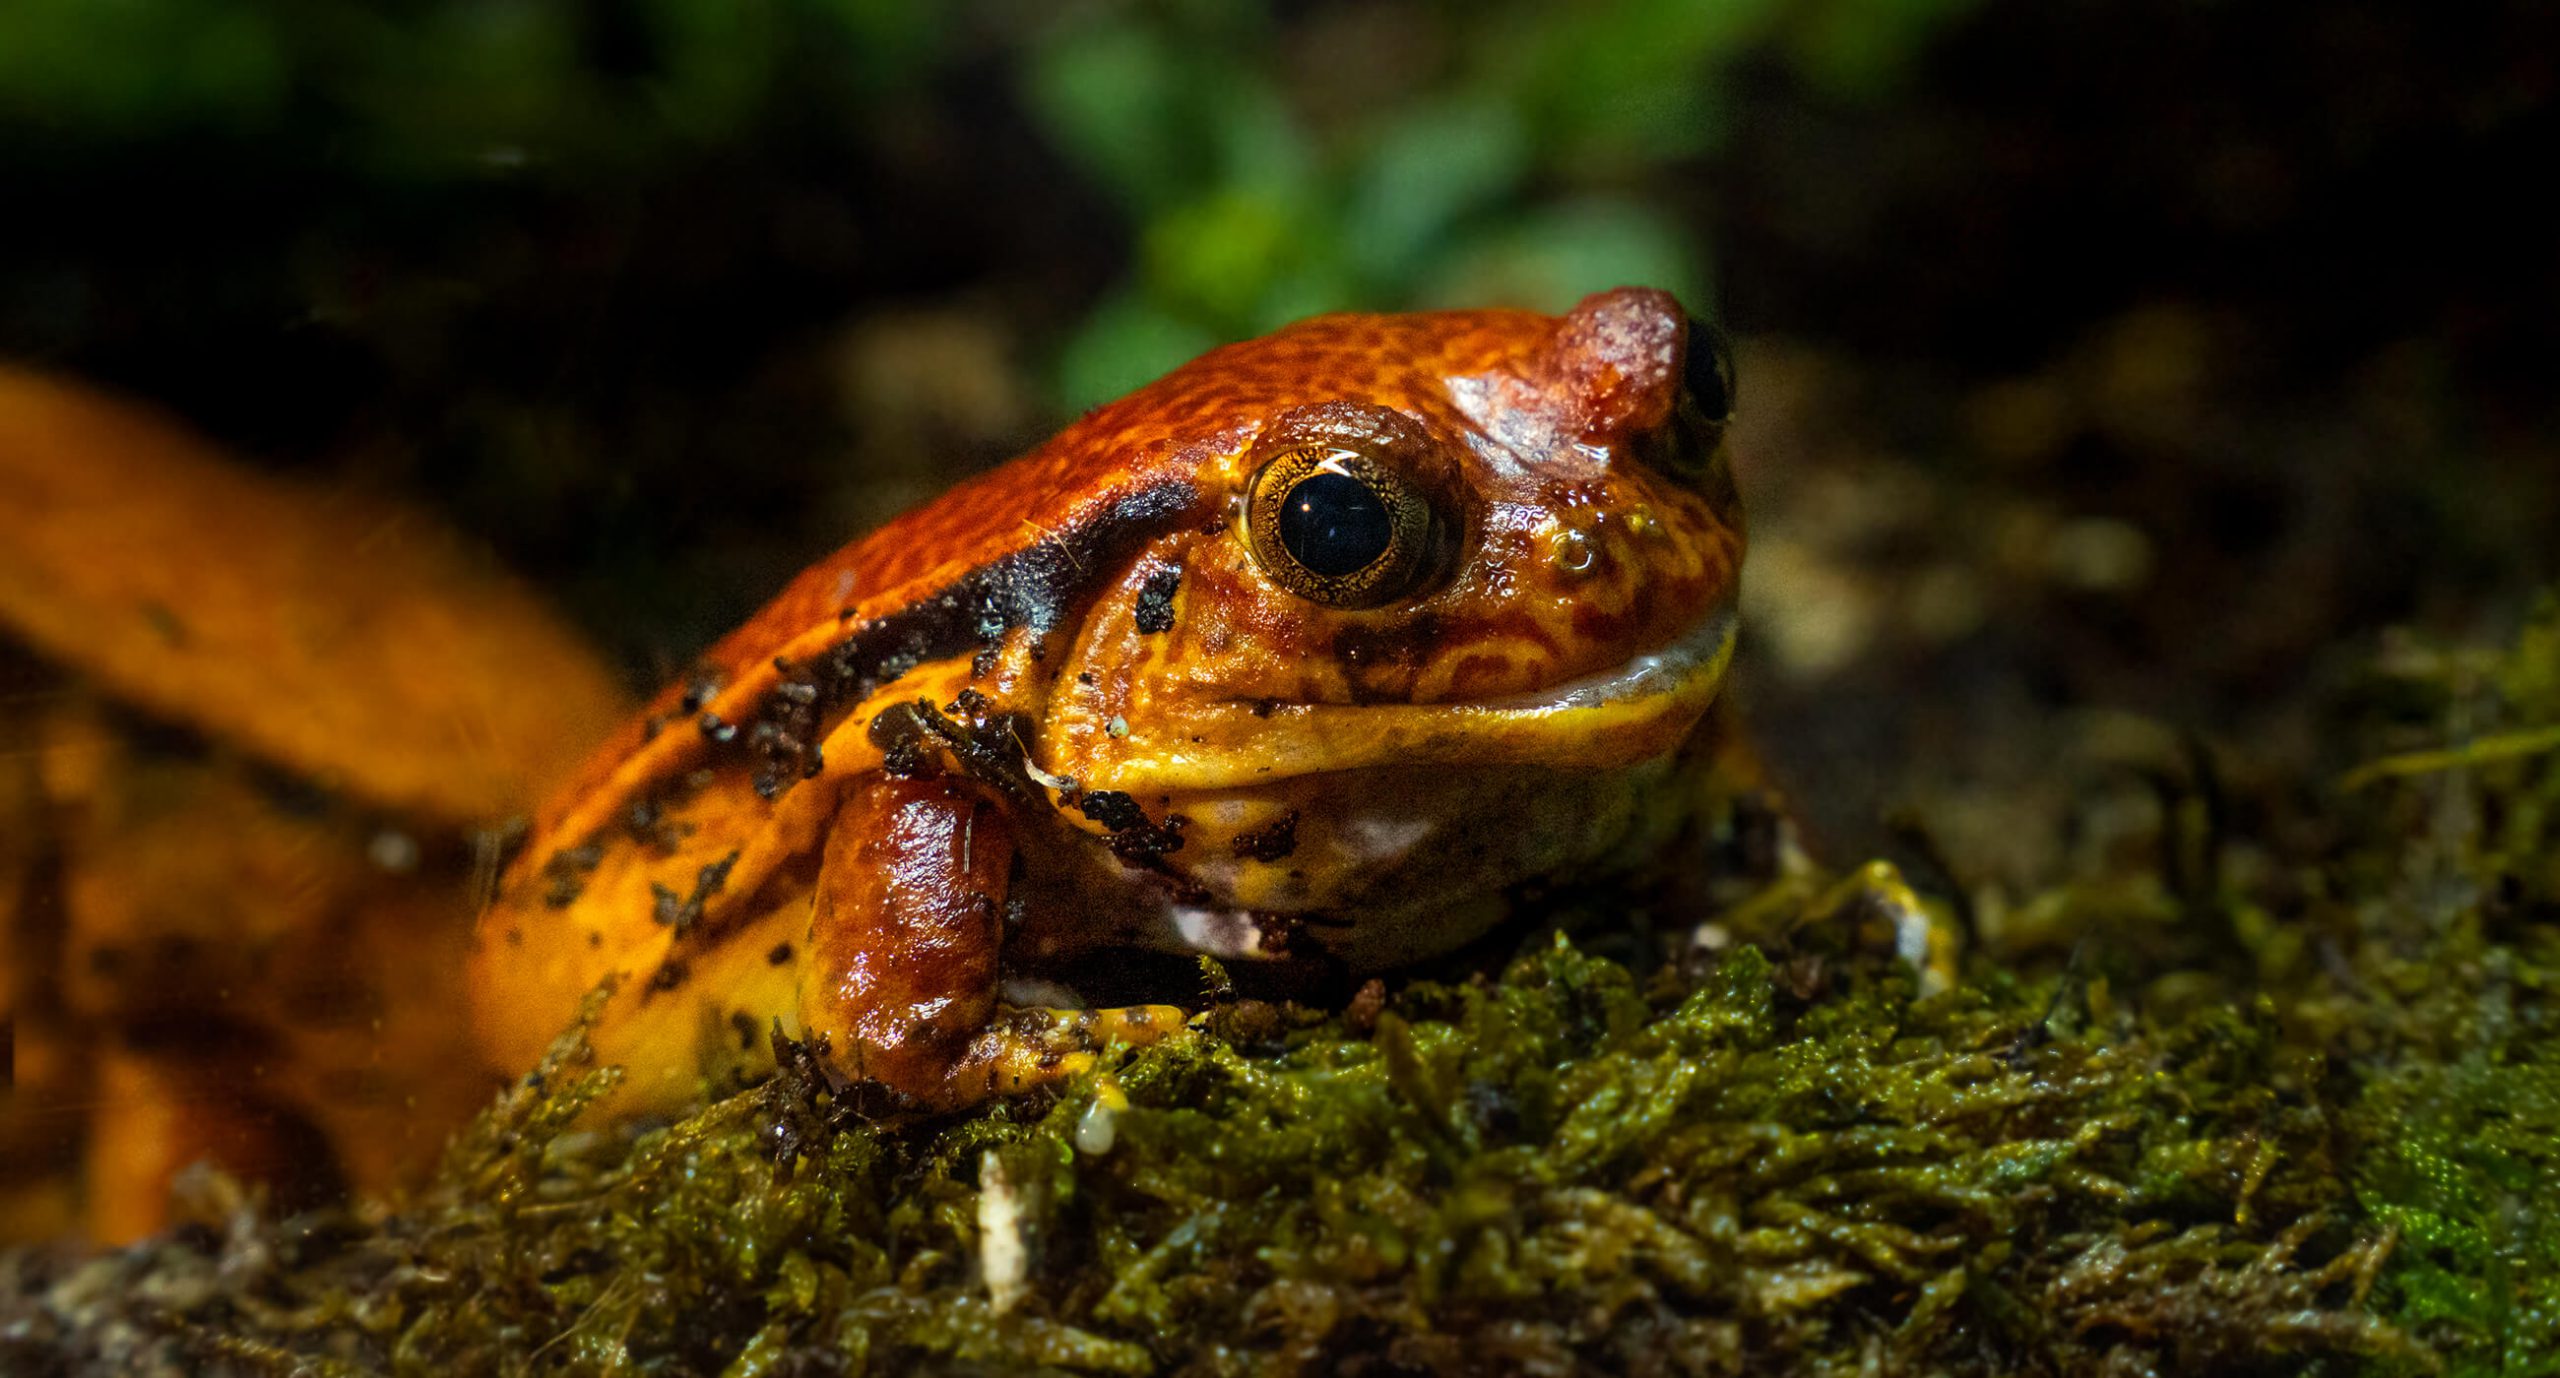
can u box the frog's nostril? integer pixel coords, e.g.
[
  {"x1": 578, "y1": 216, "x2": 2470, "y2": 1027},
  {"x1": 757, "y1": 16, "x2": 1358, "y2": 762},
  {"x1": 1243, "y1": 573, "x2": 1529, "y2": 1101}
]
[{"x1": 1548, "y1": 526, "x2": 1601, "y2": 577}]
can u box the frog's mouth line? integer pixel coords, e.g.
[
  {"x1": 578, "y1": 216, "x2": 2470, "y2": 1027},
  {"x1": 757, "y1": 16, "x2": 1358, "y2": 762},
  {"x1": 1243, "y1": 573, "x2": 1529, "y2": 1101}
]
[
  {"x1": 1076, "y1": 602, "x2": 1739, "y2": 791},
  {"x1": 1466, "y1": 602, "x2": 1740, "y2": 717}
]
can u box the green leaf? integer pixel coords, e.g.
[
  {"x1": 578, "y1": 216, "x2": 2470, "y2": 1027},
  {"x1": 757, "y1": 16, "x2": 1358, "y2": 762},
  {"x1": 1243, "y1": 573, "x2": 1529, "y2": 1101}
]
[
  {"x1": 1022, "y1": 20, "x2": 1209, "y2": 213},
  {"x1": 1424, "y1": 196, "x2": 1709, "y2": 313},
  {"x1": 1054, "y1": 290, "x2": 1221, "y2": 413},
  {"x1": 1343, "y1": 96, "x2": 1530, "y2": 286},
  {"x1": 0, "y1": 0, "x2": 288, "y2": 136}
]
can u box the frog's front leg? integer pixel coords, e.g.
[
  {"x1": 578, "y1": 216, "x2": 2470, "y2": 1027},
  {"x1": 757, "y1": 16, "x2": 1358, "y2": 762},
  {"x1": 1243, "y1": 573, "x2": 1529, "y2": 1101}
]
[{"x1": 798, "y1": 774, "x2": 1183, "y2": 1110}]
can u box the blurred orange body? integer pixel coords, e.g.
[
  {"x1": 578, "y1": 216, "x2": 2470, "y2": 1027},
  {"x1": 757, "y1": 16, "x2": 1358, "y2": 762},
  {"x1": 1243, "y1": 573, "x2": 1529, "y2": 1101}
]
[
  {"x1": 470, "y1": 287, "x2": 1749, "y2": 1113},
  {"x1": 0, "y1": 369, "x2": 627, "y2": 1243}
]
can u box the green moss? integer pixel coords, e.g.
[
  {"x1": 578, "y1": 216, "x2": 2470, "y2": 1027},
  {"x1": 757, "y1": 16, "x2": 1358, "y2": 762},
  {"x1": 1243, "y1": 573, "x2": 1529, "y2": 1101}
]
[
  {"x1": 22, "y1": 612, "x2": 2560, "y2": 1374},
  {"x1": 0, "y1": 954, "x2": 2414, "y2": 1374}
]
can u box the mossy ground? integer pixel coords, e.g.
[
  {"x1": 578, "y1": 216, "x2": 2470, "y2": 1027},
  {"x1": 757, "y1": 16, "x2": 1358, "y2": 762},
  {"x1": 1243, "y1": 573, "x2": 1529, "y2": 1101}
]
[{"x1": 10, "y1": 607, "x2": 2560, "y2": 1376}]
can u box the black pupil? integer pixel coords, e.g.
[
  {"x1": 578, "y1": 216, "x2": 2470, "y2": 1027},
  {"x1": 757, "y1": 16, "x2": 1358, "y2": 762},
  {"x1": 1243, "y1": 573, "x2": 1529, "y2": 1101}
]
[
  {"x1": 1276, "y1": 471, "x2": 1393, "y2": 578},
  {"x1": 1683, "y1": 317, "x2": 1733, "y2": 419}
]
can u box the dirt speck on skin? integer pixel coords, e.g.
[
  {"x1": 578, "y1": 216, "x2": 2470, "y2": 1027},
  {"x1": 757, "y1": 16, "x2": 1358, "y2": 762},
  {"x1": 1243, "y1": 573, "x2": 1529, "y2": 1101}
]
[
  {"x1": 1133, "y1": 563, "x2": 1182, "y2": 635},
  {"x1": 1230, "y1": 808, "x2": 1299, "y2": 862}
]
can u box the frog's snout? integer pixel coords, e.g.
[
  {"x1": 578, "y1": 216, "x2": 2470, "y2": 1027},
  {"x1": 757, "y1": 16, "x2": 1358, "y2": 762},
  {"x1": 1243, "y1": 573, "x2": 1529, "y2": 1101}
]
[{"x1": 1543, "y1": 501, "x2": 1679, "y2": 582}]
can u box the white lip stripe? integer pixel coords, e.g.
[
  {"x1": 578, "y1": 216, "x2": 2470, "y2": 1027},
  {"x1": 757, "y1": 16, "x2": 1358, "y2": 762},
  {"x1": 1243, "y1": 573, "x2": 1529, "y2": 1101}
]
[{"x1": 1469, "y1": 604, "x2": 1739, "y2": 715}]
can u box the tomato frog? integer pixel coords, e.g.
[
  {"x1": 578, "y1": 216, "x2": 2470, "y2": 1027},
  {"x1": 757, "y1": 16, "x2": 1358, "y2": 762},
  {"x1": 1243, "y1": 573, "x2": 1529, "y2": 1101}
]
[{"x1": 470, "y1": 287, "x2": 1777, "y2": 1114}]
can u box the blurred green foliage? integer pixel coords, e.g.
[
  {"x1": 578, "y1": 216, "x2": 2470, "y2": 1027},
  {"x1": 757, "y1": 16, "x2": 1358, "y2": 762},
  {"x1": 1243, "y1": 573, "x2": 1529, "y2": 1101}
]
[
  {"x1": 1, "y1": 0, "x2": 1977, "y2": 412},
  {"x1": 0, "y1": 0, "x2": 943, "y2": 169},
  {"x1": 1023, "y1": 0, "x2": 1979, "y2": 406}
]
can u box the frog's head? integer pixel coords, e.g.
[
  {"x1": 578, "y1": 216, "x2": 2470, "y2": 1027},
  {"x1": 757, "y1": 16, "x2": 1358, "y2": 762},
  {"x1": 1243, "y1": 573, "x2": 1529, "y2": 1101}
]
[
  {"x1": 1045, "y1": 286, "x2": 1742, "y2": 791},
  {"x1": 1031, "y1": 288, "x2": 1744, "y2": 968}
]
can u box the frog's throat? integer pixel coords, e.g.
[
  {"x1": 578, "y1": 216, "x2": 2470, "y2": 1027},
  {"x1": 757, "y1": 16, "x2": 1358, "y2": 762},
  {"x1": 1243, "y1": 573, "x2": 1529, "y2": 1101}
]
[{"x1": 1075, "y1": 603, "x2": 1738, "y2": 792}]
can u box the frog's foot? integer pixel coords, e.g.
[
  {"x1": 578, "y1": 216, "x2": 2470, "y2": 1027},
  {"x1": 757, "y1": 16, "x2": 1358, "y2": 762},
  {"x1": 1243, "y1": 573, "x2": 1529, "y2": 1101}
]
[
  {"x1": 1695, "y1": 859, "x2": 1959, "y2": 996},
  {"x1": 978, "y1": 1004, "x2": 1191, "y2": 1096},
  {"x1": 1811, "y1": 860, "x2": 1959, "y2": 996}
]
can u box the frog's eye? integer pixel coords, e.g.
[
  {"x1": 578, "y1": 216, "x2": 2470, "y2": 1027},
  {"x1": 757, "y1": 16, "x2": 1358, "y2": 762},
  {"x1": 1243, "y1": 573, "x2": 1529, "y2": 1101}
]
[
  {"x1": 1244, "y1": 444, "x2": 1441, "y2": 608},
  {"x1": 1682, "y1": 316, "x2": 1737, "y2": 423},
  {"x1": 1640, "y1": 316, "x2": 1739, "y2": 495}
]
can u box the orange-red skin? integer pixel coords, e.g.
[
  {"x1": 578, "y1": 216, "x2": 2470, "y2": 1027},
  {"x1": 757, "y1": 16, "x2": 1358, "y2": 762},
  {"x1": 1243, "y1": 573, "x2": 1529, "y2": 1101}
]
[
  {"x1": 474, "y1": 287, "x2": 1745, "y2": 1110},
  {"x1": 538, "y1": 295, "x2": 1727, "y2": 836},
  {"x1": 803, "y1": 776, "x2": 1009, "y2": 1098}
]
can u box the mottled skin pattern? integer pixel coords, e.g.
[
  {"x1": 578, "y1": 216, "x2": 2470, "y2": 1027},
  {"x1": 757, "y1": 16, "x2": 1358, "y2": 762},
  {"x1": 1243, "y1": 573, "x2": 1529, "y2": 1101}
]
[{"x1": 469, "y1": 287, "x2": 1746, "y2": 1112}]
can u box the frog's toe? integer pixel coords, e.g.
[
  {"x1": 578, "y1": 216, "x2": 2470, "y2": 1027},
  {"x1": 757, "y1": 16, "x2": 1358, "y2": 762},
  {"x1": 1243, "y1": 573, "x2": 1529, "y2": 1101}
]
[
  {"x1": 980, "y1": 1003, "x2": 1190, "y2": 1096},
  {"x1": 1684, "y1": 858, "x2": 1962, "y2": 996},
  {"x1": 1817, "y1": 860, "x2": 1960, "y2": 996}
]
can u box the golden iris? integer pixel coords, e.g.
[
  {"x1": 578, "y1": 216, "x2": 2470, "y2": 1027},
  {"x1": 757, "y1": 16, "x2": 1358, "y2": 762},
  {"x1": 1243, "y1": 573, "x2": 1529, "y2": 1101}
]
[{"x1": 1244, "y1": 444, "x2": 1439, "y2": 608}]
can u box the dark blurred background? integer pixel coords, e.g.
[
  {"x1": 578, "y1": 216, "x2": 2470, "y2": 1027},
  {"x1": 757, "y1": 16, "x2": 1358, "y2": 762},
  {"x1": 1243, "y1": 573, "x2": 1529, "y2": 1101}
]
[{"x1": 7, "y1": 0, "x2": 2556, "y2": 887}]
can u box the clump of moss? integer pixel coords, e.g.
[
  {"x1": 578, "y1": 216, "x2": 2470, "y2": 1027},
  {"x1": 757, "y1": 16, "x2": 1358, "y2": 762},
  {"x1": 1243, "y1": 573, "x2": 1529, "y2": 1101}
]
[
  {"x1": 2332, "y1": 598, "x2": 2560, "y2": 1372},
  {"x1": 0, "y1": 935, "x2": 2421, "y2": 1376},
  {"x1": 0, "y1": 954, "x2": 2414, "y2": 1373},
  {"x1": 2353, "y1": 965, "x2": 2560, "y2": 1374},
  {"x1": 15, "y1": 604, "x2": 2560, "y2": 1375}
]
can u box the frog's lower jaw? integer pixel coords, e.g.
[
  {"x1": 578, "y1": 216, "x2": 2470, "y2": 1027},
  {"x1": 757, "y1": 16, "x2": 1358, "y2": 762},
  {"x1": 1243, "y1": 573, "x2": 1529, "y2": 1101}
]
[
  {"x1": 1055, "y1": 601, "x2": 1740, "y2": 795},
  {"x1": 1093, "y1": 746, "x2": 1700, "y2": 974},
  {"x1": 1164, "y1": 890, "x2": 1517, "y2": 970}
]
